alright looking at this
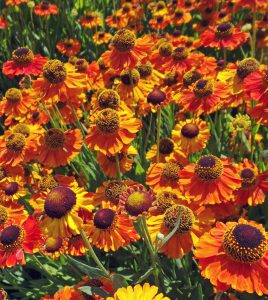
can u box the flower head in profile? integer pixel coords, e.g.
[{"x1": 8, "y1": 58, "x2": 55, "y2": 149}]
[
  {"x1": 34, "y1": 1, "x2": 59, "y2": 16},
  {"x1": 194, "y1": 219, "x2": 268, "y2": 296},
  {"x1": 56, "y1": 38, "x2": 81, "y2": 57},
  {"x1": 3, "y1": 47, "x2": 47, "y2": 78}
]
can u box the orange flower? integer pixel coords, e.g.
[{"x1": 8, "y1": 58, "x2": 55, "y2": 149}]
[
  {"x1": 36, "y1": 128, "x2": 82, "y2": 168},
  {"x1": 79, "y1": 11, "x2": 102, "y2": 29},
  {"x1": 170, "y1": 8, "x2": 192, "y2": 26},
  {"x1": 3, "y1": 47, "x2": 47, "y2": 78},
  {"x1": 172, "y1": 118, "x2": 211, "y2": 155},
  {"x1": 146, "y1": 138, "x2": 187, "y2": 164},
  {"x1": 0, "y1": 17, "x2": 8, "y2": 29},
  {"x1": 84, "y1": 201, "x2": 140, "y2": 251},
  {"x1": 56, "y1": 39, "x2": 81, "y2": 57},
  {"x1": 146, "y1": 161, "x2": 184, "y2": 191},
  {"x1": 93, "y1": 179, "x2": 136, "y2": 207},
  {"x1": 179, "y1": 78, "x2": 229, "y2": 116},
  {"x1": 194, "y1": 219, "x2": 268, "y2": 296},
  {"x1": 85, "y1": 109, "x2": 141, "y2": 156},
  {"x1": 32, "y1": 60, "x2": 87, "y2": 105},
  {"x1": 200, "y1": 22, "x2": 248, "y2": 50},
  {"x1": 93, "y1": 31, "x2": 112, "y2": 45},
  {"x1": 5, "y1": 0, "x2": 27, "y2": 5},
  {"x1": 0, "y1": 201, "x2": 28, "y2": 226},
  {"x1": 179, "y1": 155, "x2": 241, "y2": 205},
  {"x1": 248, "y1": 101, "x2": 268, "y2": 125},
  {"x1": 101, "y1": 29, "x2": 153, "y2": 72},
  {"x1": 149, "y1": 15, "x2": 170, "y2": 31},
  {"x1": 97, "y1": 145, "x2": 138, "y2": 178},
  {"x1": 34, "y1": 1, "x2": 59, "y2": 16},
  {"x1": 147, "y1": 202, "x2": 214, "y2": 258},
  {"x1": 0, "y1": 216, "x2": 42, "y2": 268},
  {"x1": 53, "y1": 286, "x2": 85, "y2": 300},
  {"x1": 243, "y1": 68, "x2": 268, "y2": 102},
  {"x1": 42, "y1": 236, "x2": 66, "y2": 260},
  {"x1": 106, "y1": 12, "x2": 128, "y2": 29},
  {"x1": 234, "y1": 158, "x2": 268, "y2": 206},
  {"x1": 66, "y1": 234, "x2": 87, "y2": 256}
]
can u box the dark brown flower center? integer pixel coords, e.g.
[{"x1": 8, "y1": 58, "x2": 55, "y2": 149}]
[
  {"x1": 5, "y1": 88, "x2": 22, "y2": 103},
  {"x1": 3, "y1": 182, "x2": 19, "y2": 196},
  {"x1": 96, "y1": 108, "x2": 120, "y2": 134},
  {"x1": 164, "y1": 205, "x2": 195, "y2": 234},
  {"x1": 159, "y1": 138, "x2": 174, "y2": 155},
  {"x1": 0, "y1": 225, "x2": 24, "y2": 249},
  {"x1": 125, "y1": 190, "x2": 153, "y2": 216},
  {"x1": 120, "y1": 69, "x2": 140, "y2": 85},
  {"x1": 183, "y1": 70, "x2": 202, "y2": 87},
  {"x1": 43, "y1": 60, "x2": 67, "y2": 84},
  {"x1": 113, "y1": 29, "x2": 136, "y2": 52},
  {"x1": 12, "y1": 47, "x2": 34, "y2": 66},
  {"x1": 215, "y1": 22, "x2": 234, "y2": 39},
  {"x1": 6, "y1": 133, "x2": 26, "y2": 152},
  {"x1": 75, "y1": 59, "x2": 89, "y2": 71},
  {"x1": 44, "y1": 186, "x2": 76, "y2": 218},
  {"x1": 98, "y1": 89, "x2": 120, "y2": 109},
  {"x1": 156, "y1": 191, "x2": 178, "y2": 213},
  {"x1": 45, "y1": 236, "x2": 63, "y2": 252},
  {"x1": 236, "y1": 58, "x2": 260, "y2": 79},
  {"x1": 159, "y1": 42, "x2": 173, "y2": 57},
  {"x1": 39, "y1": 175, "x2": 59, "y2": 191},
  {"x1": 223, "y1": 224, "x2": 267, "y2": 263},
  {"x1": 93, "y1": 208, "x2": 116, "y2": 229},
  {"x1": 241, "y1": 168, "x2": 256, "y2": 187},
  {"x1": 13, "y1": 124, "x2": 31, "y2": 138},
  {"x1": 162, "y1": 162, "x2": 183, "y2": 181},
  {"x1": 172, "y1": 47, "x2": 189, "y2": 61},
  {"x1": 181, "y1": 123, "x2": 199, "y2": 138},
  {"x1": 45, "y1": 128, "x2": 65, "y2": 149},
  {"x1": 193, "y1": 79, "x2": 213, "y2": 98},
  {"x1": 164, "y1": 72, "x2": 178, "y2": 86},
  {"x1": 195, "y1": 155, "x2": 223, "y2": 181},
  {"x1": 105, "y1": 181, "x2": 127, "y2": 205},
  {"x1": 147, "y1": 88, "x2": 166, "y2": 105},
  {"x1": 136, "y1": 63, "x2": 153, "y2": 78}
]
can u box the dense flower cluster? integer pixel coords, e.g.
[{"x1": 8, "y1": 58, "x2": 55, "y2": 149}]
[{"x1": 1, "y1": 0, "x2": 268, "y2": 299}]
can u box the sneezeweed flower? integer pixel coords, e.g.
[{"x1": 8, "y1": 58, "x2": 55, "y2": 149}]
[
  {"x1": 149, "y1": 40, "x2": 174, "y2": 72},
  {"x1": 93, "y1": 31, "x2": 112, "y2": 45},
  {"x1": 179, "y1": 155, "x2": 241, "y2": 205},
  {"x1": 146, "y1": 161, "x2": 184, "y2": 191},
  {"x1": 101, "y1": 29, "x2": 153, "y2": 71},
  {"x1": 34, "y1": 1, "x2": 59, "y2": 16},
  {"x1": 0, "y1": 175, "x2": 28, "y2": 202},
  {"x1": 136, "y1": 62, "x2": 164, "y2": 86},
  {"x1": 200, "y1": 22, "x2": 248, "y2": 50},
  {"x1": 32, "y1": 60, "x2": 87, "y2": 104},
  {"x1": 66, "y1": 234, "x2": 87, "y2": 256},
  {"x1": 0, "y1": 216, "x2": 42, "y2": 268},
  {"x1": 97, "y1": 145, "x2": 138, "y2": 178},
  {"x1": 149, "y1": 15, "x2": 170, "y2": 31},
  {"x1": 243, "y1": 67, "x2": 268, "y2": 102},
  {"x1": 106, "y1": 12, "x2": 128, "y2": 29},
  {"x1": 42, "y1": 236, "x2": 66, "y2": 260},
  {"x1": 85, "y1": 108, "x2": 141, "y2": 156},
  {"x1": 107, "y1": 283, "x2": 170, "y2": 300},
  {"x1": 2, "y1": 47, "x2": 47, "y2": 78},
  {"x1": 229, "y1": 113, "x2": 251, "y2": 133},
  {"x1": 144, "y1": 88, "x2": 171, "y2": 113},
  {"x1": 234, "y1": 159, "x2": 268, "y2": 206},
  {"x1": 218, "y1": 58, "x2": 260, "y2": 107},
  {"x1": 119, "y1": 184, "x2": 155, "y2": 219},
  {"x1": 33, "y1": 185, "x2": 94, "y2": 238},
  {"x1": 172, "y1": 118, "x2": 210, "y2": 155},
  {"x1": 180, "y1": 78, "x2": 229, "y2": 116},
  {"x1": 36, "y1": 128, "x2": 82, "y2": 168},
  {"x1": 0, "y1": 130, "x2": 36, "y2": 167},
  {"x1": 170, "y1": 8, "x2": 192, "y2": 26},
  {"x1": 0, "y1": 17, "x2": 8, "y2": 29},
  {"x1": 5, "y1": 0, "x2": 27, "y2": 6},
  {"x1": 146, "y1": 138, "x2": 187, "y2": 164},
  {"x1": 56, "y1": 39, "x2": 81, "y2": 57},
  {"x1": 42, "y1": 286, "x2": 85, "y2": 300},
  {"x1": 84, "y1": 201, "x2": 140, "y2": 251},
  {"x1": 0, "y1": 88, "x2": 36, "y2": 123},
  {"x1": 93, "y1": 180, "x2": 136, "y2": 206},
  {"x1": 116, "y1": 68, "x2": 154, "y2": 107},
  {"x1": 0, "y1": 201, "x2": 28, "y2": 226},
  {"x1": 79, "y1": 11, "x2": 102, "y2": 29},
  {"x1": 147, "y1": 203, "x2": 214, "y2": 258},
  {"x1": 194, "y1": 219, "x2": 268, "y2": 296}
]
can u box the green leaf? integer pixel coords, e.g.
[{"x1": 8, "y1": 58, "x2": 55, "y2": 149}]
[
  {"x1": 67, "y1": 256, "x2": 109, "y2": 278},
  {"x1": 111, "y1": 274, "x2": 128, "y2": 290},
  {"x1": 79, "y1": 286, "x2": 110, "y2": 298}
]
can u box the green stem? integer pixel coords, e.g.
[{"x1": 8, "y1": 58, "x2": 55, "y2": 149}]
[
  {"x1": 115, "y1": 154, "x2": 122, "y2": 180},
  {"x1": 251, "y1": 3, "x2": 257, "y2": 58},
  {"x1": 156, "y1": 108, "x2": 161, "y2": 163},
  {"x1": 80, "y1": 229, "x2": 110, "y2": 278}
]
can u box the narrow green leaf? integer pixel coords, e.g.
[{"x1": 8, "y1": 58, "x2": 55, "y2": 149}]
[
  {"x1": 79, "y1": 286, "x2": 110, "y2": 298},
  {"x1": 136, "y1": 267, "x2": 155, "y2": 284}
]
